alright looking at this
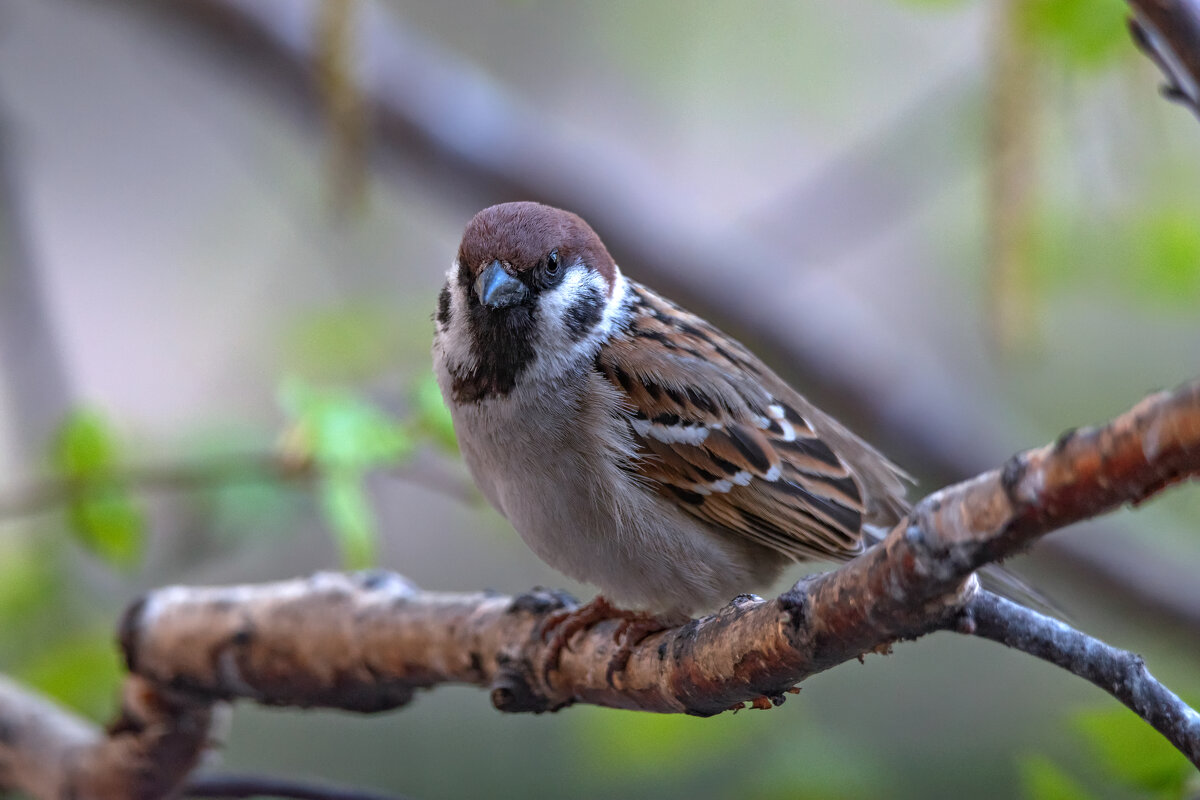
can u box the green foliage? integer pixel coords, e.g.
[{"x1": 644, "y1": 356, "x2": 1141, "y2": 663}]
[
  {"x1": 895, "y1": 0, "x2": 1129, "y2": 69},
  {"x1": 320, "y1": 473, "x2": 377, "y2": 569},
  {"x1": 411, "y1": 372, "x2": 457, "y2": 451},
  {"x1": 64, "y1": 490, "x2": 145, "y2": 568},
  {"x1": 283, "y1": 304, "x2": 406, "y2": 380},
  {"x1": 1019, "y1": 755, "x2": 1095, "y2": 800},
  {"x1": 1131, "y1": 209, "x2": 1200, "y2": 307},
  {"x1": 572, "y1": 706, "x2": 883, "y2": 798},
  {"x1": 279, "y1": 379, "x2": 415, "y2": 568},
  {"x1": 0, "y1": 539, "x2": 60, "y2": 633},
  {"x1": 280, "y1": 379, "x2": 413, "y2": 469},
  {"x1": 17, "y1": 629, "x2": 122, "y2": 722},
  {"x1": 1019, "y1": 705, "x2": 1194, "y2": 800},
  {"x1": 51, "y1": 411, "x2": 146, "y2": 569},
  {"x1": 1017, "y1": 0, "x2": 1130, "y2": 69},
  {"x1": 1074, "y1": 707, "x2": 1192, "y2": 795},
  {"x1": 54, "y1": 410, "x2": 118, "y2": 479},
  {"x1": 1029, "y1": 205, "x2": 1200, "y2": 310},
  {"x1": 576, "y1": 707, "x2": 742, "y2": 775}
]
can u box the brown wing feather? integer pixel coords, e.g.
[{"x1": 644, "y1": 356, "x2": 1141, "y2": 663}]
[{"x1": 597, "y1": 281, "x2": 911, "y2": 563}]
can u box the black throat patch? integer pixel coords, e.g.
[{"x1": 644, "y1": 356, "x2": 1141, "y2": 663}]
[{"x1": 451, "y1": 275, "x2": 539, "y2": 403}]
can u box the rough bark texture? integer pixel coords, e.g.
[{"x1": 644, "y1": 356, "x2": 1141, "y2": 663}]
[
  {"x1": 0, "y1": 675, "x2": 212, "y2": 800},
  {"x1": 111, "y1": 381, "x2": 1200, "y2": 737},
  {"x1": 912, "y1": 379, "x2": 1200, "y2": 566}
]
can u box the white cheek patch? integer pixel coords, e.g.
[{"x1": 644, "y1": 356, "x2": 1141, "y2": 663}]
[
  {"x1": 536, "y1": 265, "x2": 593, "y2": 330},
  {"x1": 523, "y1": 263, "x2": 626, "y2": 385},
  {"x1": 541, "y1": 264, "x2": 627, "y2": 341},
  {"x1": 433, "y1": 260, "x2": 479, "y2": 372},
  {"x1": 599, "y1": 269, "x2": 628, "y2": 336}
]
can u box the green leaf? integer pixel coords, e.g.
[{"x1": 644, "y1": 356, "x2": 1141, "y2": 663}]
[
  {"x1": 411, "y1": 372, "x2": 457, "y2": 451},
  {"x1": 53, "y1": 410, "x2": 118, "y2": 478},
  {"x1": 51, "y1": 410, "x2": 146, "y2": 568},
  {"x1": 1018, "y1": 0, "x2": 1130, "y2": 69},
  {"x1": 279, "y1": 380, "x2": 422, "y2": 568},
  {"x1": 1018, "y1": 754, "x2": 1095, "y2": 800},
  {"x1": 66, "y1": 488, "x2": 145, "y2": 569},
  {"x1": 320, "y1": 473, "x2": 377, "y2": 569},
  {"x1": 280, "y1": 379, "x2": 413, "y2": 469},
  {"x1": 17, "y1": 630, "x2": 122, "y2": 722},
  {"x1": 1132, "y1": 209, "x2": 1200, "y2": 306},
  {"x1": 0, "y1": 540, "x2": 59, "y2": 627},
  {"x1": 1074, "y1": 706, "x2": 1191, "y2": 792}
]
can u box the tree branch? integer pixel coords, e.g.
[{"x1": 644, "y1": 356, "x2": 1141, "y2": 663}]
[
  {"x1": 110, "y1": 381, "x2": 1200, "y2": 765},
  {"x1": 0, "y1": 676, "x2": 409, "y2": 800},
  {"x1": 3, "y1": 383, "x2": 1197, "y2": 797},
  {"x1": 183, "y1": 772, "x2": 410, "y2": 800},
  {"x1": 959, "y1": 591, "x2": 1200, "y2": 763},
  {"x1": 1128, "y1": 0, "x2": 1200, "y2": 120},
  {"x1": 0, "y1": 675, "x2": 212, "y2": 800},
  {"x1": 0, "y1": 451, "x2": 475, "y2": 521}
]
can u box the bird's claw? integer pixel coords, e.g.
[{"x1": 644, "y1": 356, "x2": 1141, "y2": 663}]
[{"x1": 537, "y1": 596, "x2": 670, "y2": 687}]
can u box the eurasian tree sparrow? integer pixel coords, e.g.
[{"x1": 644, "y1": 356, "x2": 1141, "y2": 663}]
[{"x1": 432, "y1": 202, "x2": 1021, "y2": 671}]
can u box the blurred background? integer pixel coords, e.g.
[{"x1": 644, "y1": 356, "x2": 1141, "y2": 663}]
[{"x1": 0, "y1": 0, "x2": 1198, "y2": 797}]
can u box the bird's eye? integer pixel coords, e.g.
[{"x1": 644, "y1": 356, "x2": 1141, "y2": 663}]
[{"x1": 541, "y1": 249, "x2": 563, "y2": 286}]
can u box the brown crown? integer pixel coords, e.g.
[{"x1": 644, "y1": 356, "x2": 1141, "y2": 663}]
[{"x1": 458, "y1": 202, "x2": 617, "y2": 292}]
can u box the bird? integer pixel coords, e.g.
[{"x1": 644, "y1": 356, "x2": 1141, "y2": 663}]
[{"x1": 431, "y1": 201, "x2": 1021, "y2": 678}]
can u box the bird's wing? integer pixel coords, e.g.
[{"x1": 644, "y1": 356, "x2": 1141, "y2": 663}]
[{"x1": 596, "y1": 281, "x2": 911, "y2": 562}]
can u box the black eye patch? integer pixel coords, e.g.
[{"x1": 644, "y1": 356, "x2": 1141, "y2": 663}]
[{"x1": 563, "y1": 282, "x2": 605, "y2": 342}]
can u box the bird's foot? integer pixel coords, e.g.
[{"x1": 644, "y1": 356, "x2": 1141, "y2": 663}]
[
  {"x1": 605, "y1": 615, "x2": 672, "y2": 686},
  {"x1": 538, "y1": 596, "x2": 671, "y2": 686},
  {"x1": 538, "y1": 595, "x2": 619, "y2": 683}
]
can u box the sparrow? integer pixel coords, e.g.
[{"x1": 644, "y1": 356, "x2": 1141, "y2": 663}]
[{"x1": 433, "y1": 202, "x2": 1032, "y2": 677}]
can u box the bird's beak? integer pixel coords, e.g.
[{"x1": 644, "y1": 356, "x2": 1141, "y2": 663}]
[{"x1": 475, "y1": 260, "x2": 529, "y2": 309}]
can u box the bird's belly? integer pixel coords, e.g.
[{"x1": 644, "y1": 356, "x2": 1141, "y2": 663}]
[{"x1": 457, "y1": 414, "x2": 778, "y2": 614}]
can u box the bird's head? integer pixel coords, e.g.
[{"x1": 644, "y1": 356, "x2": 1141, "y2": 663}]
[{"x1": 437, "y1": 202, "x2": 624, "y2": 401}]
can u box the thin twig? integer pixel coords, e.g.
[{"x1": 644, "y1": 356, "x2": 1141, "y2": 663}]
[
  {"x1": 959, "y1": 591, "x2": 1200, "y2": 764},
  {"x1": 1128, "y1": 0, "x2": 1200, "y2": 119},
  {"x1": 184, "y1": 772, "x2": 410, "y2": 800},
  {"x1": 0, "y1": 452, "x2": 475, "y2": 520}
]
